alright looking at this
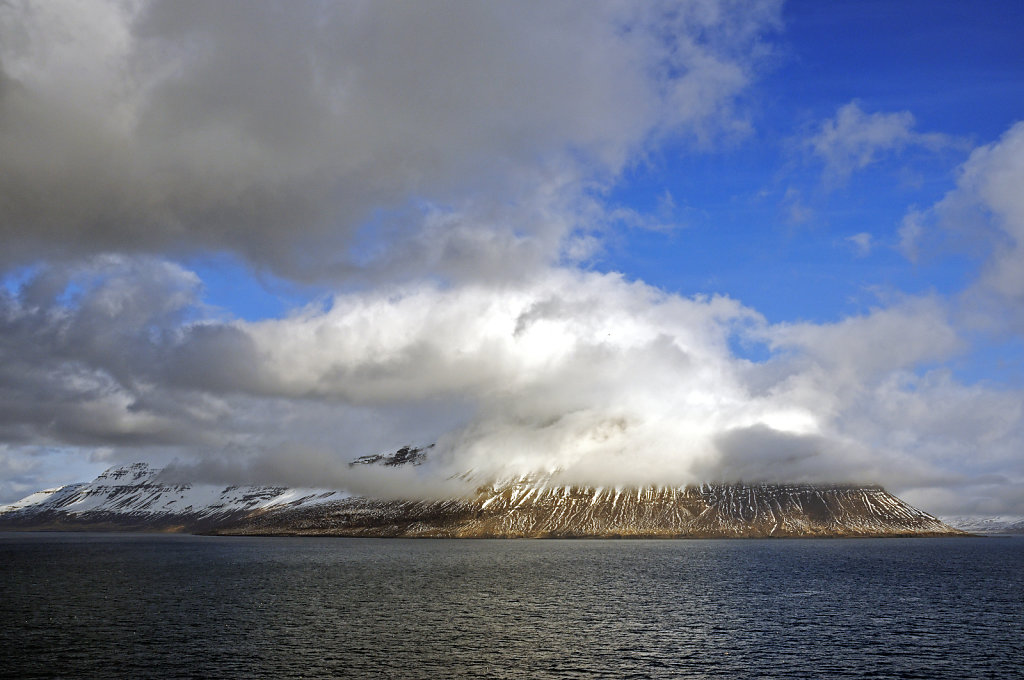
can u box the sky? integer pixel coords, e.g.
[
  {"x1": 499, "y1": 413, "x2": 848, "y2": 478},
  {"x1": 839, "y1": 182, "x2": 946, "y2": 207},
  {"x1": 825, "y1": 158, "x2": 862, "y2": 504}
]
[{"x1": 1, "y1": 0, "x2": 1022, "y2": 517}]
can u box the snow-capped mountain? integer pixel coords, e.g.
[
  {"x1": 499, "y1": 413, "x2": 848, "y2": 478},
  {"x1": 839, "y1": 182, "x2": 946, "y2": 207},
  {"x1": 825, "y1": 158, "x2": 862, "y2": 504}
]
[
  {"x1": 0, "y1": 462, "x2": 348, "y2": 532},
  {"x1": 1, "y1": 454, "x2": 964, "y2": 537},
  {"x1": 940, "y1": 515, "x2": 1024, "y2": 535}
]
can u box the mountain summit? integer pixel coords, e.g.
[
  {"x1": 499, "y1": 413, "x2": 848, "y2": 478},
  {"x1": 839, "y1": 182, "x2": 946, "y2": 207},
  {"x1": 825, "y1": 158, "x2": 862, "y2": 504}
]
[{"x1": 0, "y1": 453, "x2": 964, "y2": 537}]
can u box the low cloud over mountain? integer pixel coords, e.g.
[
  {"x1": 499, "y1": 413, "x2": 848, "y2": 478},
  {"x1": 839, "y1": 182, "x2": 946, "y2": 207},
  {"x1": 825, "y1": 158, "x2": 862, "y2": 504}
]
[{"x1": 1, "y1": 1, "x2": 1022, "y2": 518}]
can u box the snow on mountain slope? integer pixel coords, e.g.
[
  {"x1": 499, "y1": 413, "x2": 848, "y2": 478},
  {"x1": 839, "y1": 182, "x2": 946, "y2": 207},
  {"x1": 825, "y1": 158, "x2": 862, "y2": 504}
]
[
  {"x1": 0, "y1": 483, "x2": 90, "y2": 513},
  {"x1": 941, "y1": 515, "x2": 1024, "y2": 534},
  {"x1": 1, "y1": 458, "x2": 965, "y2": 537},
  {"x1": 0, "y1": 463, "x2": 348, "y2": 530},
  {"x1": 224, "y1": 472, "x2": 964, "y2": 538}
]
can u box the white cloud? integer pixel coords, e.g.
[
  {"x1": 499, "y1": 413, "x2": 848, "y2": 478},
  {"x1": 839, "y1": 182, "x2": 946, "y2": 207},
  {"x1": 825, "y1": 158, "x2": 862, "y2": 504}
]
[
  {"x1": 898, "y1": 209, "x2": 926, "y2": 262},
  {"x1": 3, "y1": 257, "x2": 1022, "y2": 516},
  {"x1": 764, "y1": 297, "x2": 962, "y2": 382},
  {"x1": 782, "y1": 187, "x2": 813, "y2": 224},
  {"x1": 808, "y1": 101, "x2": 955, "y2": 184},
  {"x1": 899, "y1": 121, "x2": 1024, "y2": 330},
  {"x1": 178, "y1": 269, "x2": 796, "y2": 485},
  {"x1": 948, "y1": 122, "x2": 1024, "y2": 302},
  {"x1": 847, "y1": 232, "x2": 873, "y2": 256}
]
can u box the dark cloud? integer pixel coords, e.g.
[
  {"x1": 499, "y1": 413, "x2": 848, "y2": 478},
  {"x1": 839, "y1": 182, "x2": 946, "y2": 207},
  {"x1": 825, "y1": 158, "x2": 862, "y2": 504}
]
[
  {"x1": 710, "y1": 425, "x2": 842, "y2": 483},
  {"x1": 0, "y1": 0, "x2": 780, "y2": 281},
  {"x1": 0, "y1": 257, "x2": 218, "y2": 448}
]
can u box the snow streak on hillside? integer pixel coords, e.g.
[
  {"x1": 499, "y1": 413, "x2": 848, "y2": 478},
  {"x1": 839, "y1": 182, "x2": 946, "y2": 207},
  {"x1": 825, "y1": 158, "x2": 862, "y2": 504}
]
[
  {"x1": 0, "y1": 463, "x2": 348, "y2": 531},
  {"x1": 0, "y1": 461, "x2": 963, "y2": 538}
]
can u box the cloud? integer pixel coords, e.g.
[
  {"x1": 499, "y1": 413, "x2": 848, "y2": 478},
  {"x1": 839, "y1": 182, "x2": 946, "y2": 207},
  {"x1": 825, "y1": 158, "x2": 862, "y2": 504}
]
[
  {"x1": 1, "y1": 4, "x2": 1022, "y2": 520},
  {"x1": 763, "y1": 297, "x2": 962, "y2": 381},
  {"x1": 897, "y1": 209, "x2": 926, "y2": 262},
  {"x1": 750, "y1": 300, "x2": 1024, "y2": 515},
  {"x1": 837, "y1": 368, "x2": 1024, "y2": 517},
  {"x1": 0, "y1": 257, "x2": 223, "y2": 449},
  {"x1": 706, "y1": 425, "x2": 870, "y2": 485},
  {"x1": 3, "y1": 256, "x2": 1022, "y2": 516},
  {"x1": 0, "y1": 259, "x2": 806, "y2": 490},
  {"x1": 944, "y1": 122, "x2": 1024, "y2": 305},
  {"x1": 165, "y1": 267, "x2": 794, "y2": 486},
  {"x1": 807, "y1": 101, "x2": 956, "y2": 184},
  {"x1": 846, "y1": 232, "x2": 873, "y2": 256},
  {"x1": 0, "y1": 0, "x2": 781, "y2": 282},
  {"x1": 898, "y1": 121, "x2": 1024, "y2": 331},
  {"x1": 157, "y1": 444, "x2": 473, "y2": 501}
]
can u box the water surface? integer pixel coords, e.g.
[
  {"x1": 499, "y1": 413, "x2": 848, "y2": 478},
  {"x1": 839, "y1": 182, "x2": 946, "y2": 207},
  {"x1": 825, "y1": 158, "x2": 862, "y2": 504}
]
[{"x1": 1, "y1": 533, "x2": 1021, "y2": 679}]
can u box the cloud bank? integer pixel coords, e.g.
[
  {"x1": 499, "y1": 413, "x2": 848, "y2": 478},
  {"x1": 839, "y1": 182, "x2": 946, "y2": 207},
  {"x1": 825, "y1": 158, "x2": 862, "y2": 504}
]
[
  {"x1": 3, "y1": 256, "x2": 1021, "y2": 513},
  {"x1": 0, "y1": 0, "x2": 778, "y2": 281},
  {"x1": 0, "y1": 1, "x2": 1021, "y2": 517}
]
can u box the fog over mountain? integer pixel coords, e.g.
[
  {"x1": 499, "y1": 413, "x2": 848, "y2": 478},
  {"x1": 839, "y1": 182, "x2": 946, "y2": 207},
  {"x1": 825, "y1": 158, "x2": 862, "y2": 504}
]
[{"x1": 1, "y1": 1, "x2": 1022, "y2": 518}]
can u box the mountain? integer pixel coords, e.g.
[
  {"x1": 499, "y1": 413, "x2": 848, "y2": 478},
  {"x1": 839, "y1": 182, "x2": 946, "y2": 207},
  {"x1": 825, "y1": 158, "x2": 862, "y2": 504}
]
[
  {"x1": 217, "y1": 474, "x2": 962, "y2": 538},
  {"x1": 938, "y1": 515, "x2": 1024, "y2": 535},
  {"x1": 2, "y1": 454, "x2": 966, "y2": 537},
  {"x1": 0, "y1": 462, "x2": 349, "y2": 533},
  {"x1": 349, "y1": 444, "x2": 429, "y2": 468}
]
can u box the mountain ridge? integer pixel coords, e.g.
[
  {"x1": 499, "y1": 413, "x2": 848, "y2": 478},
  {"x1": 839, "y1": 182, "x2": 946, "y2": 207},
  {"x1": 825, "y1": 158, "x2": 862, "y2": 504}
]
[
  {"x1": 0, "y1": 462, "x2": 349, "y2": 533},
  {"x1": 0, "y1": 457, "x2": 968, "y2": 537}
]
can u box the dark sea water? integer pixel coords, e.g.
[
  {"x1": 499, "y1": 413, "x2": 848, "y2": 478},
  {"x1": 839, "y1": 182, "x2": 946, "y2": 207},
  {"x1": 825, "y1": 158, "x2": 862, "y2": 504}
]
[{"x1": 1, "y1": 534, "x2": 1021, "y2": 679}]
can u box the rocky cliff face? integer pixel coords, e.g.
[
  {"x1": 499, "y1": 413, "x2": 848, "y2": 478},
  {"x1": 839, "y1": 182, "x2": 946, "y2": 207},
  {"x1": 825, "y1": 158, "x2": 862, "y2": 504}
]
[{"x1": 1, "y1": 458, "x2": 964, "y2": 537}]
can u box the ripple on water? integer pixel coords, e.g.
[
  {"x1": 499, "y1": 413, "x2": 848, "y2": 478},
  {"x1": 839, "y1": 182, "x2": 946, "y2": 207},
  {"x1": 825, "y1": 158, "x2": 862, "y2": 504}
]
[{"x1": 0, "y1": 534, "x2": 1022, "y2": 679}]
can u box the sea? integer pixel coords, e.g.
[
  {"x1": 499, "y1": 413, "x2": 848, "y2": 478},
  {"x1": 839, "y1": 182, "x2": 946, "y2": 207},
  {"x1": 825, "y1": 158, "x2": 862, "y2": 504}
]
[{"x1": 1, "y1": 533, "x2": 1021, "y2": 679}]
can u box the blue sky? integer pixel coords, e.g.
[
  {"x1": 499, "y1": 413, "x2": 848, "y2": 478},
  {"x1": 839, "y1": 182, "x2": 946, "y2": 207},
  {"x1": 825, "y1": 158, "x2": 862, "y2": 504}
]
[
  {"x1": 602, "y1": 0, "x2": 1019, "y2": 319},
  {"x1": 189, "y1": 0, "x2": 1021, "y2": 329},
  {"x1": 0, "y1": 1, "x2": 1022, "y2": 516}
]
